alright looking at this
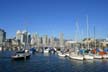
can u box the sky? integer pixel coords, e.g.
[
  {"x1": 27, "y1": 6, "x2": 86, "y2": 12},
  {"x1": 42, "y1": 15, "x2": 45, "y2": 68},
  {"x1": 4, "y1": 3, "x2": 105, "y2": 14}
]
[{"x1": 0, "y1": 0, "x2": 108, "y2": 39}]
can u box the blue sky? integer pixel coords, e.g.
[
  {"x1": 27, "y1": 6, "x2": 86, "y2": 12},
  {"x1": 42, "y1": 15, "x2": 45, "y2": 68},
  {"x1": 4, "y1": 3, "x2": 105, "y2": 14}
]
[{"x1": 0, "y1": 0, "x2": 108, "y2": 39}]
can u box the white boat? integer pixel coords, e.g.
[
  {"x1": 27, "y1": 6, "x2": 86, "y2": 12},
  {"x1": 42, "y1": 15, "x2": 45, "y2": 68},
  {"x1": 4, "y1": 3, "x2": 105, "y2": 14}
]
[
  {"x1": 0, "y1": 47, "x2": 2, "y2": 51},
  {"x1": 64, "y1": 53, "x2": 69, "y2": 57},
  {"x1": 44, "y1": 49, "x2": 49, "y2": 53},
  {"x1": 84, "y1": 54, "x2": 94, "y2": 60},
  {"x1": 43, "y1": 48, "x2": 49, "y2": 53},
  {"x1": 11, "y1": 50, "x2": 30, "y2": 60},
  {"x1": 69, "y1": 52, "x2": 84, "y2": 60},
  {"x1": 103, "y1": 54, "x2": 108, "y2": 59},
  {"x1": 57, "y1": 51, "x2": 66, "y2": 57},
  {"x1": 94, "y1": 54, "x2": 103, "y2": 59}
]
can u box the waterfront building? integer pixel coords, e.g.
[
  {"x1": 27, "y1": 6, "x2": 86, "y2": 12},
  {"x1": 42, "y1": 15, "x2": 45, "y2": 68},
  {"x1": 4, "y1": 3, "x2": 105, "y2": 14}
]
[
  {"x1": 5, "y1": 39, "x2": 12, "y2": 49},
  {"x1": 65, "y1": 40, "x2": 77, "y2": 48},
  {"x1": 0, "y1": 29, "x2": 6, "y2": 46}
]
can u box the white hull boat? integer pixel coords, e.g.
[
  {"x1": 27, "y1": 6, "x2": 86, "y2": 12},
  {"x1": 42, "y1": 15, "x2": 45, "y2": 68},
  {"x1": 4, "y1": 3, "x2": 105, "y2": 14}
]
[
  {"x1": 44, "y1": 48, "x2": 49, "y2": 53},
  {"x1": 64, "y1": 53, "x2": 69, "y2": 57},
  {"x1": 44, "y1": 50, "x2": 49, "y2": 53},
  {"x1": 58, "y1": 53, "x2": 66, "y2": 57},
  {"x1": 11, "y1": 51, "x2": 30, "y2": 60},
  {"x1": 103, "y1": 54, "x2": 108, "y2": 59},
  {"x1": 94, "y1": 55, "x2": 103, "y2": 59},
  {"x1": 84, "y1": 55, "x2": 94, "y2": 60},
  {"x1": 69, "y1": 53, "x2": 84, "y2": 60},
  {"x1": 57, "y1": 51, "x2": 65, "y2": 57},
  {"x1": 0, "y1": 47, "x2": 2, "y2": 51}
]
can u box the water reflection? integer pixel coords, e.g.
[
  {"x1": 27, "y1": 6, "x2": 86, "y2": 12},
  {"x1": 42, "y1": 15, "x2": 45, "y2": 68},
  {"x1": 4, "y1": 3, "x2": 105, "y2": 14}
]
[{"x1": 43, "y1": 53, "x2": 49, "y2": 56}]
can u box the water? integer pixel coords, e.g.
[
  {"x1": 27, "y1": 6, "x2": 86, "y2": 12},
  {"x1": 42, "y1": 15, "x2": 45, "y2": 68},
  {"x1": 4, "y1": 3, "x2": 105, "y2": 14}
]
[{"x1": 0, "y1": 51, "x2": 108, "y2": 72}]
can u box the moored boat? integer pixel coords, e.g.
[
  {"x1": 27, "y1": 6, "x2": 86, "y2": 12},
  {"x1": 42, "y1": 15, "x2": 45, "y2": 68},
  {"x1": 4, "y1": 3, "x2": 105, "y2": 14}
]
[
  {"x1": 102, "y1": 54, "x2": 108, "y2": 59},
  {"x1": 57, "y1": 51, "x2": 66, "y2": 57},
  {"x1": 11, "y1": 50, "x2": 30, "y2": 60},
  {"x1": 44, "y1": 48, "x2": 49, "y2": 53},
  {"x1": 83, "y1": 54, "x2": 94, "y2": 60},
  {"x1": 93, "y1": 54, "x2": 103, "y2": 59},
  {"x1": 69, "y1": 52, "x2": 84, "y2": 60}
]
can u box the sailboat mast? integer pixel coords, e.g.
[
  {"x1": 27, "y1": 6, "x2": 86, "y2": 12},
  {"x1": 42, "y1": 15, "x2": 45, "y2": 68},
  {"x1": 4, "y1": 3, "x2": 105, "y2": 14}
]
[
  {"x1": 94, "y1": 26, "x2": 96, "y2": 48},
  {"x1": 81, "y1": 30, "x2": 83, "y2": 48},
  {"x1": 87, "y1": 15, "x2": 89, "y2": 49},
  {"x1": 75, "y1": 21, "x2": 78, "y2": 43},
  {"x1": 74, "y1": 20, "x2": 78, "y2": 52}
]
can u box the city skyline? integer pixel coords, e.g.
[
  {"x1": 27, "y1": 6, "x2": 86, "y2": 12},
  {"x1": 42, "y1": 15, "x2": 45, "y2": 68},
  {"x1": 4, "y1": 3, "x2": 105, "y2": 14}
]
[{"x1": 0, "y1": 0, "x2": 108, "y2": 39}]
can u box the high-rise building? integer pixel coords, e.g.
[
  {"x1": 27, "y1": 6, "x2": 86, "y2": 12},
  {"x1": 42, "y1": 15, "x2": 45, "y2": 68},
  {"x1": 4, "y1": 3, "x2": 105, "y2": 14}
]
[
  {"x1": 50, "y1": 36, "x2": 54, "y2": 47},
  {"x1": 42, "y1": 35, "x2": 48, "y2": 47},
  {"x1": 0, "y1": 29, "x2": 6, "y2": 45},
  {"x1": 28, "y1": 33, "x2": 31, "y2": 45},
  {"x1": 59, "y1": 33, "x2": 64, "y2": 48},
  {"x1": 16, "y1": 30, "x2": 24, "y2": 44},
  {"x1": 31, "y1": 33, "x2": 39, "y2": 47},
  {"x1": 16, "y1": 30, "x2": 31, "y2": 47},
  {"x1": 31, "y1": 34, "x2": 36, "y2": 45}
]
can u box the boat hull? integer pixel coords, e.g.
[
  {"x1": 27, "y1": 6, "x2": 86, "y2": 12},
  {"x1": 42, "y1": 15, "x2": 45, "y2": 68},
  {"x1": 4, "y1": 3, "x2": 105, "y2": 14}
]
[
  {"x1": 84, "y1": 55, "x2": 94, "y2": 60},
  {"x1": 103, "y1": 55, "x2": 108, "y2": 59},
  {"x1": 58, "y1": 53, "x2": 65, "y2": 57},
  {"x1": 57, "y1": 51, "x2": 66, "y2": 57},
  {"x1": 69, "y1": 54, "x2": 84, "y2": 60},
  {"x1": 94, "y1": 55, "x2": 103, "y2": 59},
  {"x1": 11, "y1": 55, "x2": 30, "y2": 60}
]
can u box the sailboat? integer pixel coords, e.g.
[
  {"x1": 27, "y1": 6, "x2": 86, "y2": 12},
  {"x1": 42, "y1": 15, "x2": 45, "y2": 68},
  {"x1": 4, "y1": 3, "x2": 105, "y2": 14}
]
[
  {"x1": 69, "y1": 21, "x2": 84, "y2": 60},
  {"x1": 83, "y1": 15, "x2": 94, "y2": 60},
  {"x1": 69, "y1": 50, "x2": 84, "y2": 60},
  {"x1": 11, "y1": 50, "x2": 30, "y2": 60},
  {"x1": 93, "y1": 26, "x2": 103, "y2": 59},
  {"x1": 12, "y1": 24, "x2": 31, "y2": 60}
]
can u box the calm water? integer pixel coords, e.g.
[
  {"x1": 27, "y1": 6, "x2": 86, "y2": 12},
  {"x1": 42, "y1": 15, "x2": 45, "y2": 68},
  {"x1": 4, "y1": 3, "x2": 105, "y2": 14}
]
[{"x1": 0, "y1": 51, "x2": 108, "y2": 72}]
